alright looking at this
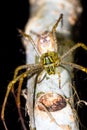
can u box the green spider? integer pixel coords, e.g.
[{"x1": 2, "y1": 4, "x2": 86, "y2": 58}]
[{"x1": 1, "y1": 14, "x2": 87, "y2": 130}]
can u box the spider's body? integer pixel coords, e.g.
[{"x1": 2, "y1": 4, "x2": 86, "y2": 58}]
[{"x1": 1, "y1": 14, "x2": 87, "y2": 130}]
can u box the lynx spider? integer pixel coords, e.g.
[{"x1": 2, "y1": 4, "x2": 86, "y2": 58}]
[{"x1": 1, "y1": 14, "x2": 87, "y2": 130}]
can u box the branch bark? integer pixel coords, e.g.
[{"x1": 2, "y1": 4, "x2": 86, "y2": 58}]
[{"x1": 22, "y1": 0, "x2": 83, "y2": 130}]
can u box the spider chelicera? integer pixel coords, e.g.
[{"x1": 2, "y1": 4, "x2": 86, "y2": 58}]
[{"x1": 1, "y1": 14, "x2": 87, "y2": 130}]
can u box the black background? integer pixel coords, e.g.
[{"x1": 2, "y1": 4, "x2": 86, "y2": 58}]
[{"x1": 0, "y1": 0, "x2": 87, "y2": 130}]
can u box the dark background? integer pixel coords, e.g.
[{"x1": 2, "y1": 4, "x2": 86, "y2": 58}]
[{"x1": 0, "y1": 0, "x2": 87, "y2": 130}]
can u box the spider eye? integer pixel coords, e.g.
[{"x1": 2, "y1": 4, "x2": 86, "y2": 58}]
[{"x1": 40, "y1": 36, "x2": 50, "y2": 44}]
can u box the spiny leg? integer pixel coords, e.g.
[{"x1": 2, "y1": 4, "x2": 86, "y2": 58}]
[
  {"x1": 52, "y1": 13, "x2": 63, "y2": 33},
  {"x1": 1, "y1": 74, "x2": 26, "y2": 130},
  {"x1": 11, "y1": 64, "x2": 36, "y2": 97},
  {"x1": 16, "y1": 77, "x2": 27, "y2": 130},
  {"x1": 11, "y1": 64, "x2": 29, "y2": 89},
  {"x1": 37, "y1": 70, "x2": 46, "y2": 83},
  {"x1": 30, "y1": 30, "x2": 40, "y2": 37},
  {"x1": 61, "y1": 61, "x2": 87, "y2": 73},
  {"x1": 11, "y1": 65, "x2": 34, "y2": 130},
  {"x1": 1, "y1": 64, "x2": 43, "y2": 130},
  {"x1": 13, "y1": 64, "x2": 33, "y2": 79},
  {"x1": 18, "y1": 29, "x2": 40, "y2": 57},
  {"x1": 11, "y1": 64, "x2": 33, "y2": 93},
  {"x1": 51, "y1": 13, "x2": 63, "y2": 51},
  {"x1": 60, "y1": 43, "x2": 87, "y2": 102},
  {"x1": 58, "y1": 69, "x2": 61, "y2": 89},
  {"x1": 61, "y1": 43, "x2": 87, "y2": 60},
  {"x1": 1, "y1": 80, "x2": 19, "y2": 130}
]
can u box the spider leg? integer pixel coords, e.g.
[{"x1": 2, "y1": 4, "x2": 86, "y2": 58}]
[
  {"x1": 16, "y1": 77, "x2": 27, "y2": 130},
  {"x1": 1, "y1": 64, "x2": 43, "y2": 130},
  {"x1": 61, "y1": 61, "x2": 87, "y2": 73},
  {"x1": 57, "y1": 69, "x2": 61, "y2": 89},
  {"x1": 11, "y1": 64, "x2": 33, "y2": 94},
  {"x1": 11, "y1": 64, "x2": 35, "y2": 130},
  {"x1": 18, "y1": 29, "x2": 40, "y2": 57},
  {"x1": 51, "y1": 13, "x2": 63, "y2": 52},
  {"x1": 1, "y1": 76, "x2": 22, "y2": 130},
  {"x1": 37, "y1": 70, "x2": 46, "y2": 83},
  {"x1": 11, "y1": 65, "x2": 36, "y2": 130},
  {"x1": 61, "y1": 43, "x2": 87, "y2": 60},
  {"x1": 52, "y1": 13, "x2": 63, "y2": 33},
  {"x1": 13, "y1": 64, "x2": 33, "y2": 79}
]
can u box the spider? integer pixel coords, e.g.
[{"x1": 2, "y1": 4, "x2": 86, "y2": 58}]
[{"x1": 1, "y1": 14, "x2": 87, "y2": 130}]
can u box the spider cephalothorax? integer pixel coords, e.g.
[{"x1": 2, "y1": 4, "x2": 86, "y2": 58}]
[{"x1": 40, "y1": 51, "x2": 59, "y2": 74}]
